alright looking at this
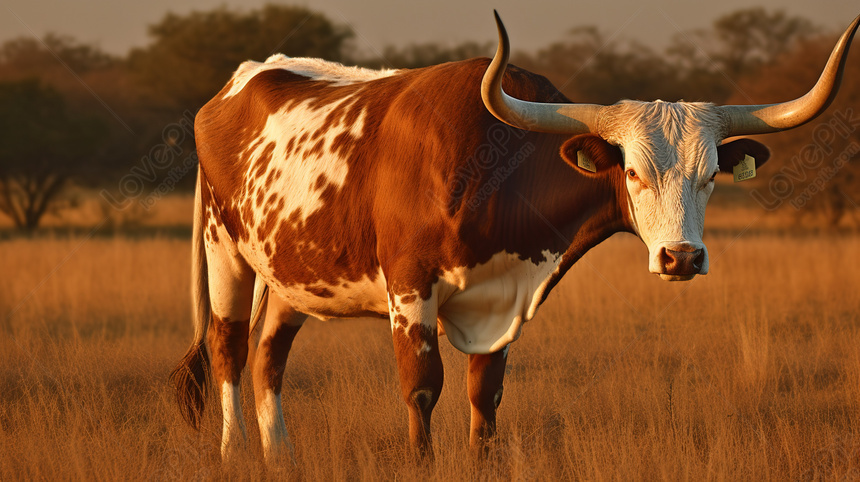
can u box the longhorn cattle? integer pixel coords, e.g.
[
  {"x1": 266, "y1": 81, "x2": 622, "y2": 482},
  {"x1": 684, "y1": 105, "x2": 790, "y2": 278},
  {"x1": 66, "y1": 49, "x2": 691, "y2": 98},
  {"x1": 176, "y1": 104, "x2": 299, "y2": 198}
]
[{"x1": 172, "y1": 12, "x2": 860, "y2": 463}]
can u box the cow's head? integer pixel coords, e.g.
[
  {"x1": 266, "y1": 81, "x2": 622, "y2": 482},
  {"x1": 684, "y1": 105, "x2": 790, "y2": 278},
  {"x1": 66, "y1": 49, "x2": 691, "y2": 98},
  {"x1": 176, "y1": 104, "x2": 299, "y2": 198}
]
[{"x1": 482, "y1": 11, "x2": 859, "y2": 281}]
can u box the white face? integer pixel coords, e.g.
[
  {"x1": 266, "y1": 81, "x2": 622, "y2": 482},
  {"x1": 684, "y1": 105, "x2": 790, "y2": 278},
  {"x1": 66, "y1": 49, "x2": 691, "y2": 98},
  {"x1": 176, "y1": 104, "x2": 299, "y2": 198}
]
[{"x1": 599, "y1": 101, "x2": 724, "y2": 281}]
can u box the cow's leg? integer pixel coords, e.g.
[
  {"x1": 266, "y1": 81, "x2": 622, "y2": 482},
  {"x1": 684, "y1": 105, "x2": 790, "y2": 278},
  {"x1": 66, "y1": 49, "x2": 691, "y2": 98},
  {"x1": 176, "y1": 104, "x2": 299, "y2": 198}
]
[
  {"x1": 468, "y1": 345, "x2": 509, "y2": 452},
  {"x1": 251, "y1": 290, "x2": 307, "y2": 465},
  {"x1": 389, "y1": 290, "x2": 444, "y2": 456},
  {"x1": 205, "y1": 236, "x2": 255, "y2": 460}
]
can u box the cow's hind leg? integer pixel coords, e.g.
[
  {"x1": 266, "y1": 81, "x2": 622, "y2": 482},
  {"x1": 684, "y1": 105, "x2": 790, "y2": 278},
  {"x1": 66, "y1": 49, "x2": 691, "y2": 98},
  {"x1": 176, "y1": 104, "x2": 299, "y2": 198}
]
[
  {"x1": 468, "y1": 345, "x2": 509, "y2": 453},
  {"x1": 205, "y1": 235, "x2": 255, "y2": 460},
  {"x1": 389, "y1": 290, "x2": 444, "y2": 457},
  {"x1": 251, "y1": 288, "x2": 307, "y2": 465}
]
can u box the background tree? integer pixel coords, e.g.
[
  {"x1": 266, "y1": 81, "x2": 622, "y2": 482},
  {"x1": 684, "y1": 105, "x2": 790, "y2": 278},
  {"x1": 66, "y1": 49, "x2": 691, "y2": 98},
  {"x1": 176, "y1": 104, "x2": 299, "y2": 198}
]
[
  {"x1": 0, "y1": 80, "x2": 105, "y2": 230},
  {"x1": 129, "y1": 5, "x2": 353, "y2": 113},
  {"x1": 729, "y1": 32, "x2": 860, "y2": 227},
  {"x1": 513, "y1": 8, "x2": 817, "y2": 105},
  {"x1": 513, "y1": 27, "x2": 681, "y2": 104},
  {"x1": 666, "y1": 8, "x2": 817, "y2": 102},
  {"x1": 0, "y1": 34, "x2": 114, "y2": 88},
  {"x1": 0, "y1": 35, "x2": 135, "y2": 231},
  {"x1": 368, "y1": 41, "x2": 493, "y2": 69},
  {"x1": 110, "y1": 4, "x2": 355, "y2": 203},
  {"x1": 0, "y1": 33, "x2": 135, "y2": 134}
]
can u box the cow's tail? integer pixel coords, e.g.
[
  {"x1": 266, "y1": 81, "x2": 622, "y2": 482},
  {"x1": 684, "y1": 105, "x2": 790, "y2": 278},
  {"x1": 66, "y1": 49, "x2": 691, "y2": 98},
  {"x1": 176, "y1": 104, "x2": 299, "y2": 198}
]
[
  {"x1": 249, "y1": 275, "x2": 269, "y2": 335},
  {"x1": 170, "y1": 167, "x2": 211, "y2": 430}
]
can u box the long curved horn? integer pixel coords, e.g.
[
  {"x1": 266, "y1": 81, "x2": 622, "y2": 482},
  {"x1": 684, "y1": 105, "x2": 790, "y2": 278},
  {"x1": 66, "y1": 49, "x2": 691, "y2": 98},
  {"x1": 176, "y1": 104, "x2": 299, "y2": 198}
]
[
  {"x1": 720, "y1": 14, "x2": 860, "y2": 137},
  {"x1": 481, "y1": 10, "x2": 604, "y2": 134}
]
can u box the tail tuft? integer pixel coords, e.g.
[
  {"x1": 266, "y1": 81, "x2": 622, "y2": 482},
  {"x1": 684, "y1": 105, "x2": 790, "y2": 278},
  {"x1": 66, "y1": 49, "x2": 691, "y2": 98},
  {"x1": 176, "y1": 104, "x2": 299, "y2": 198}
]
[
  {"x1": 170, "y1": 340, "x2": 210, "y2": 430},
  {"x1": 172, "y1": 166, "x2": 212, "y2": 430}
]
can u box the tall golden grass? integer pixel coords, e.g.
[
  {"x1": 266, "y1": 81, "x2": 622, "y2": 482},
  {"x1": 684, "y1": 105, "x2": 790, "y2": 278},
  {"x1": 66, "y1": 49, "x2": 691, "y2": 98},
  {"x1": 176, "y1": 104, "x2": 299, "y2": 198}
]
[{"x1": 1, "y1": 220, "x2": 859, "y2": 479}]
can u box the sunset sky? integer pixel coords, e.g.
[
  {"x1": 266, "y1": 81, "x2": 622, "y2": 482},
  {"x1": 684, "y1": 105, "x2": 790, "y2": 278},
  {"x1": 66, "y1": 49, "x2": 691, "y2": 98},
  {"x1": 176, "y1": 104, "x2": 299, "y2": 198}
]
[{"x1": 1, "y1": 0, "x2": 857, "y2": 56}]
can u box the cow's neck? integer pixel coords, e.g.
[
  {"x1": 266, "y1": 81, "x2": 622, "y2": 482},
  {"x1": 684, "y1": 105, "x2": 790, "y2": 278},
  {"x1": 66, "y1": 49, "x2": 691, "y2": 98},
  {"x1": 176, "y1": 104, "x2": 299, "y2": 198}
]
[{"x1": 509, "y1": 137, "x2": 630, "y2": 301}]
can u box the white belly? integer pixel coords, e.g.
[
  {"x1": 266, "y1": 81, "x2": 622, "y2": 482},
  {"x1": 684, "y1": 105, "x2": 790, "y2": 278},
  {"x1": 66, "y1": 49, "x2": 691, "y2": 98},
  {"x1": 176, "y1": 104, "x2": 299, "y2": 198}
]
[
  {"x1": 436, "y1": 250, "x2": 562, "y2": 354},
  {"x1": 253, "y1": 262, "x2": 390, "y2": 320}
]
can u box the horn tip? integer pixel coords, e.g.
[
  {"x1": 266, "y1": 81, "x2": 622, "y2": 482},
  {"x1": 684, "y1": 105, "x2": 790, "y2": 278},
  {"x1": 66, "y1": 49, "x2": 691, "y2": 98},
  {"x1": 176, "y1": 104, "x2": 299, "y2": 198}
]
[
  {"x1": 844, "y1": 13, "x2": 860, "y2": 40},
  {"x1": 493, "y1": 10, "x2": 505, "y2": 32},
  {"x1": 847, "y1": 13, "x2": 860, "y2": 34},
  {"x1": 491, "y1": 10, "x2": 509, "y2": 53}
]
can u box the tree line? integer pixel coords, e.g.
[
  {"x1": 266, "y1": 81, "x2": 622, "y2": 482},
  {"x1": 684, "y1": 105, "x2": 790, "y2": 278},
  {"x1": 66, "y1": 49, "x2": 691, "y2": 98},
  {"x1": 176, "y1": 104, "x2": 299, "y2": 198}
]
[{"x1": 0, "y1": 4, "x2": 856, "y2": 230}]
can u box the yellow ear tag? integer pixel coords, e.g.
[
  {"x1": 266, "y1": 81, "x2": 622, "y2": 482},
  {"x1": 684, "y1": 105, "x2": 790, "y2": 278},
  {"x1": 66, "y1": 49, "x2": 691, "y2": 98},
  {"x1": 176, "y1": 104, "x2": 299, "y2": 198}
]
[
  {"x1": 577, "y1": 151, "x2": 597, "y2": 173},
  {"x1": 733, "y1": 154, "x2": 756, "y2": 182}
]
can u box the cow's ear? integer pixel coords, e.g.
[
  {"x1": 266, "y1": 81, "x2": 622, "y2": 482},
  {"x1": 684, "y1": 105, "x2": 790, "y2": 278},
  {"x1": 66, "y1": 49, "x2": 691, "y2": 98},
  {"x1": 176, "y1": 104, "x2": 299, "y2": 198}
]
[
  {"x1": 717, "y1": 138, "x2": 771, "y2": 173},
  {"x1": 560, "y1": 134, "x2": 623, "y2": 177}
]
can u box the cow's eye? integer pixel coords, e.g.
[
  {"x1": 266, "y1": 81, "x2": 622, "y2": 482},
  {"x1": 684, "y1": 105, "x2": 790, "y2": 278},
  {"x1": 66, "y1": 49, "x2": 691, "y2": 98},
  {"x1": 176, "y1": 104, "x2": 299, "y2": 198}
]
[
  {"x1": 709, "y1": 171, "x2": 718, "y2": 182},
  {"x1": 626, "y1": 169, "x2": 638, "y2": 180}
]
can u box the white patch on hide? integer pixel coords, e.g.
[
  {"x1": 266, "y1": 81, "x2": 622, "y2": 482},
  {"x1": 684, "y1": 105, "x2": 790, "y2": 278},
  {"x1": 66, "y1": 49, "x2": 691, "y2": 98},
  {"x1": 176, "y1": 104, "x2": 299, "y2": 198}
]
[
  {"x1": 231, "y1": 92, "x2": 392, "y2": 320},
  {"x1": 256, "y1": 389, "x2": 293, "y2": 465},
  {"x1": 220, "y1": 381, "x2": 247, "y2": 459},
  {"x1": 240, "y1": 95, "x2": 365, "y2": 226},
  {"x1": 418, "y1": 341, "x2": 432, "y2": 355},
  {"x1": 224, "y1": 54, "x2": 400, "y2": 98},
  {"x1": 436, "y1": 250, "x2": 563, "y2": 354},
  {"x1": 388, "y1": 290, "x2": 430, "y2": 331},
  {"x1": 388, "y1": 289, "x2": 439, "y2": 357},
  {"x1": 254, "y1": 267, "x2": 389, "y2": 321}
]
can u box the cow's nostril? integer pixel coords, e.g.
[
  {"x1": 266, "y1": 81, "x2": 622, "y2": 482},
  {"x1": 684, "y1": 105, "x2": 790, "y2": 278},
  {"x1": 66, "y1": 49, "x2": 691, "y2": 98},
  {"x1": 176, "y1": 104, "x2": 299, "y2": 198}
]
[
  {"x1": 658, "y1": 247, "x2": 673, "y2": 267},
  {"x1": 693, "y1": 249, "x2": 705, "y2": 270}
]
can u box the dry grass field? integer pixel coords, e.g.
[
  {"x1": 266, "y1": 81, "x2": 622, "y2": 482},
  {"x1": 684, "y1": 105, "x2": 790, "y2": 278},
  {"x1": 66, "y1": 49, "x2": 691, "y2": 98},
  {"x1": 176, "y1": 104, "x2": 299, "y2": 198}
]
[{"x1": 1, "y1": 199, "x2": 859, "y2": 480}]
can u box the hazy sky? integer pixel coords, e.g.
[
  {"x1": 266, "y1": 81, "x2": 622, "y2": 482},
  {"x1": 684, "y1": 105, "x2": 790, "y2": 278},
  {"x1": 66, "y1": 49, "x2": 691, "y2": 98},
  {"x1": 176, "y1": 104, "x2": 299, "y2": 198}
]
[{"x1": 1, "y1": 0, "x2": 857, "y2": 57}]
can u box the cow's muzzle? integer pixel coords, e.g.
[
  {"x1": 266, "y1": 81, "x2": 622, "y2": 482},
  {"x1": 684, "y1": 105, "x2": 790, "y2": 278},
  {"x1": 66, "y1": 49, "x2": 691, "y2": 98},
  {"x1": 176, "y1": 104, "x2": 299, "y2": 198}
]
[{"x1": 650, "y1": 243, "x2": 708, "y2": 281}]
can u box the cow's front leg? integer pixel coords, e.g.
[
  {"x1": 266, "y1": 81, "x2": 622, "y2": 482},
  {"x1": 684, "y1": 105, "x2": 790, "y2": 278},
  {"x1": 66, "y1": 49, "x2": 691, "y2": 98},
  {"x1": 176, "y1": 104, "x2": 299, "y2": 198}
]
[
  {"x1": 389, "y1": 290, "x2": 444, "y2": 457},
  {"x1": 468, "y1": 345, "x2": 508, "y2": 453}
]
